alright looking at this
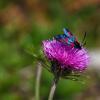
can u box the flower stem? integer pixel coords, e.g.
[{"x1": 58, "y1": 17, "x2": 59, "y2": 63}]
[
  {"x1": 35, "y1": 62, "x2": 42, "y2": 100},
  {"x1": 48, "y1": 76, "x2": 59, "y2": 100}
]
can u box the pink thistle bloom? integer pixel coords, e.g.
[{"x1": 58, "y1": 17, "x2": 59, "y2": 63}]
[{"x1": 42, "y1": 40, "x2": 89, "y2": 72}]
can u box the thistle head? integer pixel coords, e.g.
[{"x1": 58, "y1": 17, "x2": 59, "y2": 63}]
[{"x1": 42, "y1": 33, "x2": 89, "y2": 79}]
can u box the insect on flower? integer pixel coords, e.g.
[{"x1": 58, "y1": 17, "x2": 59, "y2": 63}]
[
  {"x1": 42, "y1": 28, "x2": 89, "y2": 100},
  {"x1": 54, "y1": 28, "x2": 86, "y2": 49},
  {"x1": 42, "y1": 28, "x2": 89, "y2": 81}
]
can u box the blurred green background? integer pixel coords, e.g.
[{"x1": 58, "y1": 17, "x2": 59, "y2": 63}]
[{"x1": 0, "y1": 0, "x2": 100, "y2": 100}]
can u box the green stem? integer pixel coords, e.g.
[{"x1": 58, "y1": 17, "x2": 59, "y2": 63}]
[
  {"x1": 35, "y1": 62, "x2": 42, "y2": 100},
  {"x1": 48, "y1": 76, "x2": 59, "y2": 100}
]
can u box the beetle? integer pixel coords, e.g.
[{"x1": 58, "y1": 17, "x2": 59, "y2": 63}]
[{"x1": 54, "y1": 28, "x2": 86, "y2": 49}]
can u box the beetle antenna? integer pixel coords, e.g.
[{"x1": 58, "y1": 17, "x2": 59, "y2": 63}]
[
  {"x1": 81, "y1": 32, "x2": 86, "y2": 46},
  {"x1": 82, "y1": 32, "x2": 86, "y2": 44}
]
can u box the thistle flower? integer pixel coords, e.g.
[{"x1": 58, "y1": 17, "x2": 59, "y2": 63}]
[
  {"x1": 42, "y1": 29, "x2": 89, "y2": 100},
  {"x1": 42, "y1": 39, "x2": 89, "y2": 77}
]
